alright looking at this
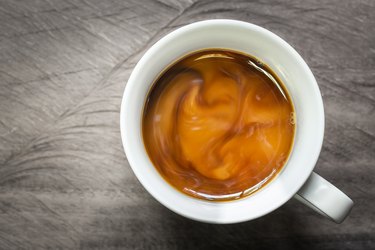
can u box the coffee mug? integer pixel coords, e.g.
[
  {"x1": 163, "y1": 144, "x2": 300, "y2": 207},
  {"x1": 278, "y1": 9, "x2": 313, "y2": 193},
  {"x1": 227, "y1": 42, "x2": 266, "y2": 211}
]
[{"x1": 120, "y1": 19, "x2": 353, "y2": 224}]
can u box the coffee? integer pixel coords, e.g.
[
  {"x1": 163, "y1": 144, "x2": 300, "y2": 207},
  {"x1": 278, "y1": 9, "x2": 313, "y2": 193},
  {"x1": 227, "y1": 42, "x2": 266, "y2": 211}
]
[{"x1": 142, "y1": 49, "x2": 295, "y2": 201}]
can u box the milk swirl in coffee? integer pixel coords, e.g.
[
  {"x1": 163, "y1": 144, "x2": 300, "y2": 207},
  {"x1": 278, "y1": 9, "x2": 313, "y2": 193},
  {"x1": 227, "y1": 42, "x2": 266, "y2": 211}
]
[{"x1": 143, "y1": 50, "x2": 295, "y2": 201}]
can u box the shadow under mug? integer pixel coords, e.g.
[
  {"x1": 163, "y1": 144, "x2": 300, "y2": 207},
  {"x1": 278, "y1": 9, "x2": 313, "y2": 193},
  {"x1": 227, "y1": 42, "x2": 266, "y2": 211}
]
[{"x1": 120, "y1": 19, "x2": 353, "y2": 224}]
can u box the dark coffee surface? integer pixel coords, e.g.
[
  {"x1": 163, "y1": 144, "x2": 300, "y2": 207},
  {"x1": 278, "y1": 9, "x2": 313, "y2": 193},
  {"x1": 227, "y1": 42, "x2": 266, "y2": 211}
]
[
  {"x1": 143, "y1": 50, "x2": 295, "y2": 201},
  {"x1": 0, "y1": 0, "x2": 374, "y2": 249}
]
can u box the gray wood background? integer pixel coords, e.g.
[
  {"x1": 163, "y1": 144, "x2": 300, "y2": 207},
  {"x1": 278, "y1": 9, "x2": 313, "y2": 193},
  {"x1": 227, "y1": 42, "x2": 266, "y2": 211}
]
[{"x1": 0, "y1": 0, "x2": 374, "y2": 249}]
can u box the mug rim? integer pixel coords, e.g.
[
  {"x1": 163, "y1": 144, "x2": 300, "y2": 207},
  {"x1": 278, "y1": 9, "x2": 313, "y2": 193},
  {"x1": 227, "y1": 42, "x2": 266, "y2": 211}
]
[{"x1": 120, "y1": 19, "x2": 325, "y2": 223}]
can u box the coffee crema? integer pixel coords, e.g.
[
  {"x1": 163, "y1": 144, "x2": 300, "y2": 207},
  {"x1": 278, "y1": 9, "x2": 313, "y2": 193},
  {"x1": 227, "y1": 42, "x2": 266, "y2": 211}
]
[{"x1": 143, "y1": 50, "x2": 295, "y2": 201}]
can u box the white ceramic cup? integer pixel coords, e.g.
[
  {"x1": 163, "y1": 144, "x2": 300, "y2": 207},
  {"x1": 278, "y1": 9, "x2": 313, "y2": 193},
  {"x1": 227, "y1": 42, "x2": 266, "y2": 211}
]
[{"x1": 120, "y1": 19, "x2": 353, "y2": 224}]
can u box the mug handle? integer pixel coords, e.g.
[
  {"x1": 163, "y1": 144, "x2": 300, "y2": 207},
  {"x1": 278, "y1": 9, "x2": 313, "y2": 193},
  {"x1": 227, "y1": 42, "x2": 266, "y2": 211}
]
[{"x1": 294, "y1": 172, "x2": 354, "y2": 223}]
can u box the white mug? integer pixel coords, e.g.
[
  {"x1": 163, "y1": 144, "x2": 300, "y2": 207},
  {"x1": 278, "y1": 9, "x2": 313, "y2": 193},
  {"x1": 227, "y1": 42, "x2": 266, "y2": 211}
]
[{"x1": 120, "y1": 19, "x2": 353, "y2": 224}]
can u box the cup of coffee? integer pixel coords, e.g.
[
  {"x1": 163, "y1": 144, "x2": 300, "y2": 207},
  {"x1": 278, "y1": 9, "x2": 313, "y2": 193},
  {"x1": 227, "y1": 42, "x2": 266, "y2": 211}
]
[{"x1": 120, "y1": 19, "x2": 353, "y2": 223}]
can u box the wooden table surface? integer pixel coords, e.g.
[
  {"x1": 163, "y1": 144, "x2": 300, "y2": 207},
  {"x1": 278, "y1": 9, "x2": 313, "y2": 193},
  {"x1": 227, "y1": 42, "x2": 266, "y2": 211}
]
[{"x1": 0, "y1": 0, "x2": 374, "y2": 249}]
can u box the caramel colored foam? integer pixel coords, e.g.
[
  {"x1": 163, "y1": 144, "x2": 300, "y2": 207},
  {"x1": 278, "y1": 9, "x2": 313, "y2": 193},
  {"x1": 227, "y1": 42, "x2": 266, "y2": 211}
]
[{"x1": 143, "y1": 50, "x2": 295, "y2": 201}]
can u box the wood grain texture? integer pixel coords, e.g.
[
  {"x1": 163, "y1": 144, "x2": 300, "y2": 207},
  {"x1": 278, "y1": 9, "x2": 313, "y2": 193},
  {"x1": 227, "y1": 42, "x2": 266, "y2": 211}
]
[{"x1": 0, "y1": 0, "x2": 374, "y2": 249}]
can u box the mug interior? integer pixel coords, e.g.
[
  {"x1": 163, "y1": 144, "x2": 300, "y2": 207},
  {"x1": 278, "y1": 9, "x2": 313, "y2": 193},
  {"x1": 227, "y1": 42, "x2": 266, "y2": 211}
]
[{"x1": 120, "y1": 20, "x2": 324, "y2": 223}]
